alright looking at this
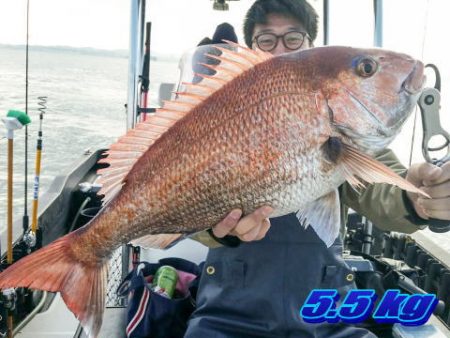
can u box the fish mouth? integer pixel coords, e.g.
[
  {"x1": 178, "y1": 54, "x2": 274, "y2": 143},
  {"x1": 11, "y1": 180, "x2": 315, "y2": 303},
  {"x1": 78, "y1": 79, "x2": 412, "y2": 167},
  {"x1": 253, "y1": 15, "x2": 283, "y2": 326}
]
[{"x1": 401, "y1": 61, "x2": 425, "y2": 95}]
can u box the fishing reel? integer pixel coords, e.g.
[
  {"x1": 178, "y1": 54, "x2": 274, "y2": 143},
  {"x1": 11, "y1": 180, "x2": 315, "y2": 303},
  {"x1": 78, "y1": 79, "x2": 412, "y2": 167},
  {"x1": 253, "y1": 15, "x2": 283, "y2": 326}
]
[
  {"x1": 0, "y1": 289, "x2": 15, "y2": 338},
  {"x1": 417, "y1": 64, "x2": 450, "y2": 233},
  {"x1": 23, "y1": 231, "x2": 36, "y2": 249},
  {"x1": 0, "y1": 289, "x2": 16, "y2": 313}
]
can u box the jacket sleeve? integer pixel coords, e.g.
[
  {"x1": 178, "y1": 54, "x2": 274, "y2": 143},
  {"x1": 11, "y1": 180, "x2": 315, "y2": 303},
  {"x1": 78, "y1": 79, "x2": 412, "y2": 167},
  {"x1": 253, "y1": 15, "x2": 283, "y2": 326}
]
[{"x1": 340, "y1": 148, "x2": 428, "y2": 233}]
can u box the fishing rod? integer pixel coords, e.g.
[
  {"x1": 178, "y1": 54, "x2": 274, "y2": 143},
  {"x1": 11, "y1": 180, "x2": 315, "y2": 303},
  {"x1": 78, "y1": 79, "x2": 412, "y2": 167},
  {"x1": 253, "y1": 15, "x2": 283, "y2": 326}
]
[
  {"x1": 22, "y1": 0, "x2": 31, "y2": 237},
  {"x1": 25, "y1": 97, "x2": 47, "y2": 248},
  {"x1": 1, "y1": 110, "x2": 31, "y2": 338}
]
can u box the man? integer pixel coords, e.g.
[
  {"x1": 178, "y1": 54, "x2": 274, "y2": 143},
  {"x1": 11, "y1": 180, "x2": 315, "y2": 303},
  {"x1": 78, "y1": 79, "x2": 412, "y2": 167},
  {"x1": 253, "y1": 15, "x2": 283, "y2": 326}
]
[{"x1": 185, "y1": 1, "x2": 450, "y2": 337}]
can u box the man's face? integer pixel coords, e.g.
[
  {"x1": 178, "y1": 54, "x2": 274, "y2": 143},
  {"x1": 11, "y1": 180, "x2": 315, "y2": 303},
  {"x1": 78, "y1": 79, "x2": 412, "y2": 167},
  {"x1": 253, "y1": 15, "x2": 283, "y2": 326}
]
[{"x1": 252, "y1": 13, "x2": 312, "y2": 56}]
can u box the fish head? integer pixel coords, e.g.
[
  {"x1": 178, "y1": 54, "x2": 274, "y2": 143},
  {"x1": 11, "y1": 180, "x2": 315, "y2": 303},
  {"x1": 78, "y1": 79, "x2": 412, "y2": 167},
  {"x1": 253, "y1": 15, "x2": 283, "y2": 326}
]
[{"x1": 297, "y1": 47, "x2": 425, "y2": 153}]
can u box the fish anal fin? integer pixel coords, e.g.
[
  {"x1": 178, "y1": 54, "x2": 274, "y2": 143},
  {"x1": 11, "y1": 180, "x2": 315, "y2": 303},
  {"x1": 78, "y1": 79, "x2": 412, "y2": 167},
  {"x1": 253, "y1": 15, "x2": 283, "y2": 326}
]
[
  {"x1": 0, "y1": 231, "x2": 107, "y2": 338},
  {"x1": 130, "y1": 234, "x2": 183, "y2": 249},
  {"x1": 296, "y1": 189, "x2": 341, "y2": 247},
  {"x1": 340, "y1": 144, "x2": 429, "y2": 198}
]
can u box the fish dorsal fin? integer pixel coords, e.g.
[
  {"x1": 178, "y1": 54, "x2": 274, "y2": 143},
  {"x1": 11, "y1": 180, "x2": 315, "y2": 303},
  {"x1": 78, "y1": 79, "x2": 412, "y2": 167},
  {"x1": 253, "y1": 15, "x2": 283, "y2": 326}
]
[
  {"x1": 96, "y1": 114, "x2": 175, "y2": 201},
  {"x1": 97, "y1": 42, "x2": 272, "y2": 202},
  {"x1": 176, "y1": 41, "x2": 273, "y2": 104}
]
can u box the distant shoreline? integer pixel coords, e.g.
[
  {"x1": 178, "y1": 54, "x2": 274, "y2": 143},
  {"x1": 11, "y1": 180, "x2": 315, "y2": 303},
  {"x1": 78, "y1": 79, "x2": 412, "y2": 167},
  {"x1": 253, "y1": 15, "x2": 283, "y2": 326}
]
[{"x1": 0, "y1": 44, "x2": 178, "y2": 62}]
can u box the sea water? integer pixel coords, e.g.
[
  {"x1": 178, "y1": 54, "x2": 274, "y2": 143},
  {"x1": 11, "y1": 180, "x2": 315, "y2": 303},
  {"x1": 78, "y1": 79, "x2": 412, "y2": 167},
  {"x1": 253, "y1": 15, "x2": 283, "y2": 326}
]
[{"x1": 0, "y1": 44, "x2": 177, "y2": 232}]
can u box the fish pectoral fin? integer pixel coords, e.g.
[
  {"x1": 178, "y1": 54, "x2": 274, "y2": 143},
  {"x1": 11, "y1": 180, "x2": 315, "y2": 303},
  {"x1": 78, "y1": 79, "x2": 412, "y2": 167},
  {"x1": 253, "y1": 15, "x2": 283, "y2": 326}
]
[
  {"x1": 130, "y1": 233, "x2": 183, "y2": 249},
  {"x1": 296, "y1": 189, "x2": 341, "y2": 247},
  {"x1": 340, "y1": 143, "x2": 429, "y2": 198}
]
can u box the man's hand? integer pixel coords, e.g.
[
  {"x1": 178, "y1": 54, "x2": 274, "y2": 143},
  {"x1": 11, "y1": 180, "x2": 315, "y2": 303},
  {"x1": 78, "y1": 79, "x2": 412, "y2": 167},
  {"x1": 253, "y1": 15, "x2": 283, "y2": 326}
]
[
  {"x1": 212, "y1": 206, "x2": 273, "y2": 242},
  {"x1": 406, "y1": 162, "x2": 450, "y2": 220}
]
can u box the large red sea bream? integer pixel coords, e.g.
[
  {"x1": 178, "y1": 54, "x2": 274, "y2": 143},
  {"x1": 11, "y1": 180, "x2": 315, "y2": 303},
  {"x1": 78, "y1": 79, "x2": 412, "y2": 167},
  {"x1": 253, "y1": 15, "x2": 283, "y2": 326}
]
[{"x1": 0, "y1": 43, "x2": 427, "y2": 337}]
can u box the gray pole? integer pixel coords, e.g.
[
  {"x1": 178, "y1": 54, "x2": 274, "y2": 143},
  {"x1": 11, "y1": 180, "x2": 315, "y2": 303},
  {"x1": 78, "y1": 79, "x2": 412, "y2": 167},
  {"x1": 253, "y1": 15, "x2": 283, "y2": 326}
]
[
  {"x1": 127, "y1": 0, "x2": 146, "y2": 130},
  {"x1": 323, "y1": 0, "x2": 330, "y2": 45},
  {"x1": 374, "y1": 0, "x2": 383, "y2": 47}
]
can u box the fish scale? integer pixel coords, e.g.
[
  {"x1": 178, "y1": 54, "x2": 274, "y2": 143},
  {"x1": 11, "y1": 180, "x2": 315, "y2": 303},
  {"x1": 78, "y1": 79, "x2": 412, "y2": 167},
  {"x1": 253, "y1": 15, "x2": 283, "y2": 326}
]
[{"x1": 0, "y1": 44, "x2": 427, "y2": 337}]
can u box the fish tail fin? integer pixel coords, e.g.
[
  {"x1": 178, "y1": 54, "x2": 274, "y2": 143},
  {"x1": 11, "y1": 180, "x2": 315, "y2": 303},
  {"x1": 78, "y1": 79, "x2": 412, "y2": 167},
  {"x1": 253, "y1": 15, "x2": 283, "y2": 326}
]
[{"x1": 0, "y1": 232, "x2": 107, "y2": 338}]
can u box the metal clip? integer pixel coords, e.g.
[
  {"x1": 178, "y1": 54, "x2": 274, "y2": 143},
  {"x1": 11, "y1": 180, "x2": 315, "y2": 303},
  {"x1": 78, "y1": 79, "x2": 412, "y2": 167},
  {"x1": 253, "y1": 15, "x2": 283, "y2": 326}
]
[
  {"x1": 418, "y1": 64, "x2": 450, "y2": 164},
  {"x1": 417, "y1": 64, "x2": 450, "y2": 232}
]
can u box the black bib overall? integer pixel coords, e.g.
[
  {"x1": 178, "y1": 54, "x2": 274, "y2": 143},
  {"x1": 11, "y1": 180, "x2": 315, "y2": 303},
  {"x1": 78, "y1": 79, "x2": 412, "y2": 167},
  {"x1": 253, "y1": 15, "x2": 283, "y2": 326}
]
[{"x1": 185, "y1": 213, "x2": 377, "y2": 338}]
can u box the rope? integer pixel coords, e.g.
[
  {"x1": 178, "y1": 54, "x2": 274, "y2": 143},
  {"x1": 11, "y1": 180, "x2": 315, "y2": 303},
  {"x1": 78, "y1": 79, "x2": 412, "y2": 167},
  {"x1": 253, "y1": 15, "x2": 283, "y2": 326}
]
[{"x1": 409, "y1": 0, "x2": 431, "y2": 166}]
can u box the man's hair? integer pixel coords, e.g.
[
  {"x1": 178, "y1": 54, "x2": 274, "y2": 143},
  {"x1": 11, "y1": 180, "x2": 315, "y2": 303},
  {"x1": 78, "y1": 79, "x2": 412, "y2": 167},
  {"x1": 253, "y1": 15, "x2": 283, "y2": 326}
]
[{"x1": 243, "y1": 0, "x2": 319, "y2": 48}]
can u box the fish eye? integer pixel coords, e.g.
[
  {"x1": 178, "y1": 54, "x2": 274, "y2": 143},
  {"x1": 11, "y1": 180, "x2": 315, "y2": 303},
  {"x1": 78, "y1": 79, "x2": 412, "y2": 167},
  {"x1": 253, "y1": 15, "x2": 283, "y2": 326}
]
[{"x1": 356, "y1": 58, "x2": 378, "y2": 77}]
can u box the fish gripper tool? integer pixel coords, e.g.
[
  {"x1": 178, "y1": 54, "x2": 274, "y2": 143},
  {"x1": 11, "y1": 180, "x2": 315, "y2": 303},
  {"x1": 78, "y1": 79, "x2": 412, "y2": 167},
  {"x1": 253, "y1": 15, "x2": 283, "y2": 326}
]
[{"x1": 418, "y1": 64, "x2": 450, "y2": 233}]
